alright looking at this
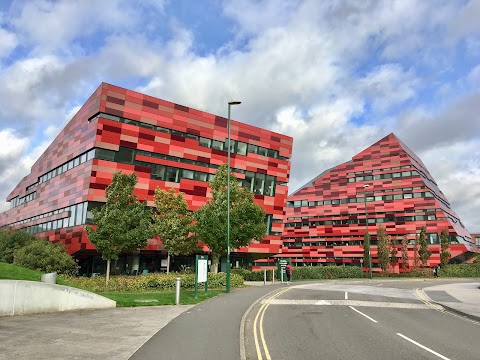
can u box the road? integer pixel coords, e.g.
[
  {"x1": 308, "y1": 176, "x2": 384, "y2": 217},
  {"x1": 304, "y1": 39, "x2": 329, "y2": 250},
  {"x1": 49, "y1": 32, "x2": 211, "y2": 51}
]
[{"x1": 243, "y1": 281, "x2": 480, "y2": 360}]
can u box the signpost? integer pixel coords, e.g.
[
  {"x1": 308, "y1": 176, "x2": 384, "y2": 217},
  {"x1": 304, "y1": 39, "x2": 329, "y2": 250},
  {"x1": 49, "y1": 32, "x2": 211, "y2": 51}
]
[
  {"x1": 277, "y1": 259, "x2": 288, "y2": 282},
  {"x1": 195, "y1": 255, "x2": 208, "y2": 298}
]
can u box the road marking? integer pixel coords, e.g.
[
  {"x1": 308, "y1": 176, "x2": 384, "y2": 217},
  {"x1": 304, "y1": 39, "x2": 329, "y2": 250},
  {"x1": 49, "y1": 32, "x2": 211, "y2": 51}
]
[
  {"x1": 265, "y1": 299, "x2": 432, "y2": 309},
  {"x1": 253, "y1": 287, "x2": 292, "y2": 360},
  {"x1": 349, "y1": 306, "x2": 378, "y2": 323},
  {"x1": 416, "y1": 288, "x2": 480, "y2": 326},
  {"x1": 345, "y1": 291, "x2": 348, "y2": 300},
  {"x1": 397, "y1": 333, "x2": 451, "y2": 360}
]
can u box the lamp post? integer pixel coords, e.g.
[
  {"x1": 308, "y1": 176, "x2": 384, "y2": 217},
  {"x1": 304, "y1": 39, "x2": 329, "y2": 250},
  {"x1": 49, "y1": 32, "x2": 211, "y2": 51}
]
[
  {"x1": 226, "y1": 101, "x2": 241, "y2": 293},
  {"x1": 363, "y1": 184, "x2": 372, "y2": 279}
]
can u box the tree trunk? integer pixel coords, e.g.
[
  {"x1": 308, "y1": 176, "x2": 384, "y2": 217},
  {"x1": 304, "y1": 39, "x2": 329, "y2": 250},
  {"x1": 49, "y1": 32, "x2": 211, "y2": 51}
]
[
  {"x1": 210, "y1": 252, "x2": 219, "y2": 274},
  {"x1": 167, "y1": 252, "x2": 170, "y2": 274},
  {"x1": 106, "y1": 259, "x2": 111, "y2": 285}
]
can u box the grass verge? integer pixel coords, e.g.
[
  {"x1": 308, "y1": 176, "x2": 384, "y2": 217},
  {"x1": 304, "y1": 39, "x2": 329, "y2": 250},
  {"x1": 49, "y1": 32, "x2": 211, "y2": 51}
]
[
  {"x1": 99, "y1": 289, "x2": 226, "y2": 307},
  {"x1": 0, "y1": 262, "x2": 43, "y2": 281}
]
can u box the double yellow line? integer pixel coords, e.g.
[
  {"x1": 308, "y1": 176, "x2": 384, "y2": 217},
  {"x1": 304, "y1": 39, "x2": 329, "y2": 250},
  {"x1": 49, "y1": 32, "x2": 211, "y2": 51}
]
[{"x1": 253, "y1": 287, "x2": 292, "y2": 360}]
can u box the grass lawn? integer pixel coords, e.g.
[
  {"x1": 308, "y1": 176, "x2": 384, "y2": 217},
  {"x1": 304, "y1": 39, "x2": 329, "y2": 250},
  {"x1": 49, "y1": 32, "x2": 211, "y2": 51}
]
[
  {"x1": 0, "y1": 262, "x2": 43, "y2": 281},
  {"x1": 99, "y1": 289, "x2": 226, "y2": 307}
]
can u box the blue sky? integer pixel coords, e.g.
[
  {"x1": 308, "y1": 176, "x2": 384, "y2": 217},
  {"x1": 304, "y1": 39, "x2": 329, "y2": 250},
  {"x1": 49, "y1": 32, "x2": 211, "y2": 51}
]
[{"x1": 0, "y1": 0, "x2": 479, "y2": 232}]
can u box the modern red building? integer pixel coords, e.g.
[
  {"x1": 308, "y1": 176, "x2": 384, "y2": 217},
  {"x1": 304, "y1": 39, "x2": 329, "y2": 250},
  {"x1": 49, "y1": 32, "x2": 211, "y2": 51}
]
[
  {"x1": 0, "y1": 83, "x2": 293, "y2": 275},
  {"x1": 280, "y1": 133, "x2": 477, "y2": 272}
]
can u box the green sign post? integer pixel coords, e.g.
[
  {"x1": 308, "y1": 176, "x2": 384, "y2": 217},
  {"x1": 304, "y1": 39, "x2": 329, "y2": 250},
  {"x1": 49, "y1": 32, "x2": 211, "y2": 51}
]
[{"x1": 195, "y1": 255, "x2": 208, "y2": 298}]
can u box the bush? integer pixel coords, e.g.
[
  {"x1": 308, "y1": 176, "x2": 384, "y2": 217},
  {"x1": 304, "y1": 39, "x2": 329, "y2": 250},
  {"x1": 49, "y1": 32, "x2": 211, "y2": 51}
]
[
  {"x1": 439, "y1": 264, "x2": 480, "y2": 277},
  {"x1": 232, "y1": 269, "x2": 275, "y2": 281},
  {"x1": 408, "y1": 268, "x2": 434, "y2": 278},
  {"x1": 0, "y1": 230, "x2": 36, "y2": 263},
  {"x1": 13, "y1": 239, "x2": 78, "y2": 276},
  {"x1": 61, "y1": 272, "x2": 244, "y2": 293},
  {"x1": 292, "y1": 265, "x2": 364, "y2": 280}
]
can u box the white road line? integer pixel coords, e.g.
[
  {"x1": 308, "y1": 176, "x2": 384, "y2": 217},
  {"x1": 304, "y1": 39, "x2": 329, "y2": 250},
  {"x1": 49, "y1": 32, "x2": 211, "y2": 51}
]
[
  {"x1": 397, "y1": 333, "x2": 451, "y2": 360},
  {"x1": 349, "y1": 306, "x2": 378, "y2": 323},
  {"x1": 345, "y1": 292, "x2": 348, "y2": 300},
  {"x1": 266, "y1": 299, "x2": 434, "y2": 309}
]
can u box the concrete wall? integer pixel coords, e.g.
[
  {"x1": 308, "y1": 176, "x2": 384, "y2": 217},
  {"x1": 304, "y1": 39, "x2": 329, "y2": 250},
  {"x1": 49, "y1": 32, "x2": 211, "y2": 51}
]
[{"x1": 0, "y1": 280, "x2": 116, "y2": 316}]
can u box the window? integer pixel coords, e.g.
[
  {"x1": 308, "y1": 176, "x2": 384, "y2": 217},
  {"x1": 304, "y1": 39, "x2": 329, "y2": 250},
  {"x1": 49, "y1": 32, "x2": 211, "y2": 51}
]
[
  {"x1": 181, "y1": 169, "x2": 194, "y2": 180},
  {"x1": 253, "y1": 173, "x2": 265, "y2": 194},
  {"x1": 165, "y1": 168, "x2": 179, "y2": 182},
  {"x1": 244, "y1": 172, "x2": 255, "y2": 192},
  {"x1": 195, "y1": 172, "x2": 208, "y2": 182},
  {"x1": 237, "y1": 142, "x2": 247, "y2": 156},
  {"x1": 211, "y1": 140, "x2": 224, "y2": 150},
  {"x1": 115, "y1": 147, "x2": 135, "y2": 164},
  {"x1": 264, "y1": 176, "x2": 275, "y2": 196},
  {"x1": 247, "y1": 144, "x2": 258, "y2": 154},
  {"x1": 199, "y1": 137, "x2": 211, "y2": 148}
]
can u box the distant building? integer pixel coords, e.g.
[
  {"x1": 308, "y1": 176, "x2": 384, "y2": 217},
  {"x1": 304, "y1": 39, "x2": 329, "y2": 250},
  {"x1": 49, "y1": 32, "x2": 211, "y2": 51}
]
[
  {"x1": 0, "y1": 83, "x2": 293, "y2": 275},
  {"x1": 280, "y1": 133, "x2": 478, "y2": 272}
]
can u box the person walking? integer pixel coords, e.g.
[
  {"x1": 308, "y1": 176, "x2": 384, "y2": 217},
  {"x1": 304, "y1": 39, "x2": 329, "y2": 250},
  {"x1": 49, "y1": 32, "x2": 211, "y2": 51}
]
[
  {"x1": 433, "y1": 265, "x2": 439, "y2": 278},
  {"x1": 285, "y1": 263, "x2": 293, "y2": 284}
]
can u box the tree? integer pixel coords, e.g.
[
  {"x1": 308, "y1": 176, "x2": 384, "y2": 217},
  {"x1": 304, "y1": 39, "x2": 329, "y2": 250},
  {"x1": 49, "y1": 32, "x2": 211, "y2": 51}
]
[
  {"x1": 0, "y1": 230, "x2": 36, "y2": 263},
  {"x1": 390, "y1": 237, "x2": 398, "y2": 271},
  {"x1": 363, "y1": 232, "x2": 371, "y2": 274},
  {"x1": 13, "y1": 239, "x2": 78, "y2": 275},
  {"x1": 193, "y1": 164, "x2": 266, "y2": 274},
  {"x1": 86, "y1": 172, "x2": 154, "y2": 284},
  {"x1": 377, "y1": 225, "x2": 390, "y2": 273},
  {"x1": 153, "y1": 188, "x2": 199, "y2": 273},
  {"x1": 413, "y1": 235, "x2": 420, "y2": 268},
  {"x1": 440, "y1": 229, "x2": 451, "y2": 267},
  {"x1": 418, "y1": 226, "x2": 431, "y2": 267},
  {"x1": 401, "y1": 235, "x2": 409, "y2": 271}
]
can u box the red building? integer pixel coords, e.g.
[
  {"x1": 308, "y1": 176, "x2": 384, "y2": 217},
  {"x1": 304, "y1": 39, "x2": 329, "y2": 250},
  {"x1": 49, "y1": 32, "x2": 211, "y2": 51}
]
[
  {"x1": 281, "y1": 133, "x2": 477, "y2": 272},
  {"x1": 0, "y1": 83, "x2": 293, "y2": 274}
]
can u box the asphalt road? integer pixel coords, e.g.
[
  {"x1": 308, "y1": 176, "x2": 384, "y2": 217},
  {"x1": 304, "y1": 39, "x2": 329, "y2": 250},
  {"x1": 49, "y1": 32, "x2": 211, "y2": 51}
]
[{"x1": 244, "y1": 282, "x2": 480, "y2": 360}]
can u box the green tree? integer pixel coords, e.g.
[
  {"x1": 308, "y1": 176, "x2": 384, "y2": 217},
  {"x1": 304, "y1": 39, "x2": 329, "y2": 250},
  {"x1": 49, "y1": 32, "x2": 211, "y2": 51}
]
[
  {"x1": 13, "y1": 239, "x2": 78, "y2": 275},
  {"x1": 390, "y1": 237, "x2": 398, "y2": 271},
  {"x1": 401, "y1": 235, "x2": 409, "y2": 271},
  {"x1": 377, "y1": 226, "x2": 390, "y2": 273},
  {"x1": 413, "y1": 235, "x2": 420, "y2": 268},
  {"x1": 363, "y1": 232, "x2": 371, "y2": 274},
  {"x1": 418, "y1": 226, "x2": 431, "y2": 267},
  {"x1": 153, "y1": 188, "x2": 199, "y2": 273},
  {"x1": 86, "y1": 172, "x2": 154, "y2": 284},
  {"x1": 193, "y1": 164, "x2": 266, "y2": 273},
  {"x1": 440, "y1": 229, "x2": 451, "y2": 267},
  {"x1": 0, "y1": 230, "x2": 36, "y2": 263}
]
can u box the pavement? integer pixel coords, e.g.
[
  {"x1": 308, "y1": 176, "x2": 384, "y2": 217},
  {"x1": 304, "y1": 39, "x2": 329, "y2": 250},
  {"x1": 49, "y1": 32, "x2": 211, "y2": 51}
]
[{"x1": 0, "y1": 279, "x2": 478, "y2": 360}]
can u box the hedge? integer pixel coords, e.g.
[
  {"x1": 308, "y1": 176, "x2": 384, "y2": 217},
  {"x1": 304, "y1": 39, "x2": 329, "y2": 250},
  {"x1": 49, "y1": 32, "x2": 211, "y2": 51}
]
[
  {"x1": 439, "y1": 264, "x2": 480, "y2": 278},
  {"x1": 233, "y1": 266, "x2": 364, "y2": 281},
  {"x1": 61, "y1": 272, "x2": 243, "y2": 293}
]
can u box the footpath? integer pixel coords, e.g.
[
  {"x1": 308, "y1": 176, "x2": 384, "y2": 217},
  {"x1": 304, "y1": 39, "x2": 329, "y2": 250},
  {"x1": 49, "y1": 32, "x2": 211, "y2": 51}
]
[{"x1": 0, "y1": 279, "x2": 478, "y2": 360}]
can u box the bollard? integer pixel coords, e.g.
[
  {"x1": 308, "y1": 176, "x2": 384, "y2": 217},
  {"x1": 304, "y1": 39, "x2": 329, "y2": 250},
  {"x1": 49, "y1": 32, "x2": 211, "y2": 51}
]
[
  {"x1": 176, "y1": 277, "x2": 181, "y2": 305},
  {"x1": 263, "y1": 269, "x2": 267, "y2": 285},
  {"x1": 272, "y1": 269, "x2": 275, "y2": 284}
]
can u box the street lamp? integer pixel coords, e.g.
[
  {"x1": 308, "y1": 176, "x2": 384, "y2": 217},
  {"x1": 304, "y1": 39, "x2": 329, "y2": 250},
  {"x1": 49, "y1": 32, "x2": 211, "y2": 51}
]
[
  {"x1": 363, "y1": 184, "x2": 372, "y2": 279},
  {"x1": 226, "y1": 101, "x2": 241, "y2": 293}
]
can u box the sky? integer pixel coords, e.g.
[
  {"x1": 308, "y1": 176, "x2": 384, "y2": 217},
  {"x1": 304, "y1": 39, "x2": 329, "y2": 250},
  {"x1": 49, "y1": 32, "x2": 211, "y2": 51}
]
[{"x1": 0, "y1": 0, "x2": 479, "y2": 232}]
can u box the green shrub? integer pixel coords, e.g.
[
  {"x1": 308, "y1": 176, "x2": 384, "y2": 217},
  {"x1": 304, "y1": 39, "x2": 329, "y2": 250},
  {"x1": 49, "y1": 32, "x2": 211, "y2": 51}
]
[
  {"x1": 232, "y1": 269, "x2": 275, "y2": 281},
  {"x1": 292, "y1": 265, "x2": 364, "y2": 280},
  {"x1": 13, "y1": 239, "x2": 78, "y2": 275},
  {"x1": 0, "y1": 230, "x2": 36, "y2": 263},
  {"x1": 439, "y1": 264, "x2": 480, "y2": 277},
  {"x1": 408, "y1": 268, "x2": 434, "y2": 278},
  {"x1": 60, "y1": 272, "x2": 244, "y2": 293}
]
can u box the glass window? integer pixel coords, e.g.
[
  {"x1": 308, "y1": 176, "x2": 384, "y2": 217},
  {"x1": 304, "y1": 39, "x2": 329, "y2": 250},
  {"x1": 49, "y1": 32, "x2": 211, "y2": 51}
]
[
  {"x1": 237, "y1": 142, "x2": 247, "y2": 156},
  {"x1": 195, "y1": 172, "x2": 208, "y2": 182},
  {"x1": 227, "y1": 140, "x2": 235, "y2": 153},
  {"x1": 332, "y1": 199, "x2": 340, "y2": 205},
  {"x1": 69, "y1": 206, "x2": 76, "y2": 227},
  {"x1": 385, "y1": 195, "x2": 393, "y2": 201},
  {"x1": 165, "y1": 168, "x2": 179, "y2": 182},
  {"x1": 324, "y1": 200, "x2": 332, "y2": 205},
  {"x1": 244, "y1": 172, "x2": 255, "y2": 192},
  {"x1": 375, "y1": 196, "x2": 382, "y2": 201},
  {"x1": 257, "y1": 147, "x2": 268, "y2": 156},
  {"x1": 264, "y1": 176, "x2": 275, "y2": 196},
  {"x1": 152, "y1": 165, "x2": 166, "y2": 180},
  {"x1": 115, "y1": 147, "x2": 135, "y2": 164},
  {"x1": 199, "y1": 137, "x2": 211, "y2": 147},
  {"x1": 366, "y1": 196, "x2": 374, "y2": 202},
  {"x1": 181, "y1": 169, "x2": 194, "y2": 179},
  {"x1": 293, "y1": 200, "x2": 302, "y2": 207},
  {"x1": 348, "y1": 178, "x2": 355, "y2": 182},
  {"x1": 211, "y1": 140, "x2": 224, "y2": 150},
  {"x1": 253, "y1": 173, "x2": 266, "y2": 195},
  {"x1": 74, "y1": 157, "x2": 80, "y2": 167},
  {"x1": 364, "y1": 175, "x2": 373, "y2": 181},
  {"x1": 76, "y1": 203, "x2": 84, "y2": 225},
  {"x1": 267, "y1": 149, "x2": 277, "y2": 158},
  {"x1": 404, "y1": 193, "x2": 413, "y2": 199},
  {"x1": 383, "y1": 173, "x2": 392, "y2": 179},
  {"x1": 95, "y1": 148, "x2": 115, "y2": 161},
  {"x1": 393, "y1": 194, "x2": 403, "y2": 200},
  {"x1": 87, "y1": 149, "x2": 95, "y2": 161},
  {"x1": 424, "y1": 191, "x2": 433, "y2": 198},
  {"x1": 413, "y1": 192, "x2": 422, "y2": 198},
  {"x1": 392, "y1": 172, "x2": 401, "y2": 178},
  {"x1": 301, "y1": 200, "x2": 308, "y2": 207},
  {"x1": 402, "y1": 171, "x2": 411, "y2": 177},
  {"x1": 68, "y1": 161, "x2": 74, "y2": 170},
  {"x1": 373, "y1": 174, "x2": 381, "y2": 180},
  {"x1": 80, "y1": 154, "x2": 87, "y2": 163},
  {"x1": 247, "y1": 144, "x2": 258, "y2": 154}
]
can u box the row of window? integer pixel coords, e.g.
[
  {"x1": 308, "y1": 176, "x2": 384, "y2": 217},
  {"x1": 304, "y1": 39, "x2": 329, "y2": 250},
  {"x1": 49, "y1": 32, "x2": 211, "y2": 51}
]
[
  {"x1": 38, "y1": 149, "x2": 95, "y2": 185},
  {"x1": 98, "y1": 147, "x2": 277, "y2": 197},
  {"x1": 285, "y1": 214, "x2": 440, "y2": 228},
  {"x1": 287, "y1": 207, "x2": 438, "y2": 221},
  {"x1": 347, "y1": 165, "x2": 412, "y2": 175},
  {"x1": 347, "y1": 169, "x2": 420, "y2": 182},
  {"x1": 91, "y1": 112, "x2": 289, "y2": 161},
  {"x1": 288, "y1": 191, "x2": 434, "y2": 208},
  {"x1": 10, "y1": 192, "x2": 37, "y2": 209}
]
